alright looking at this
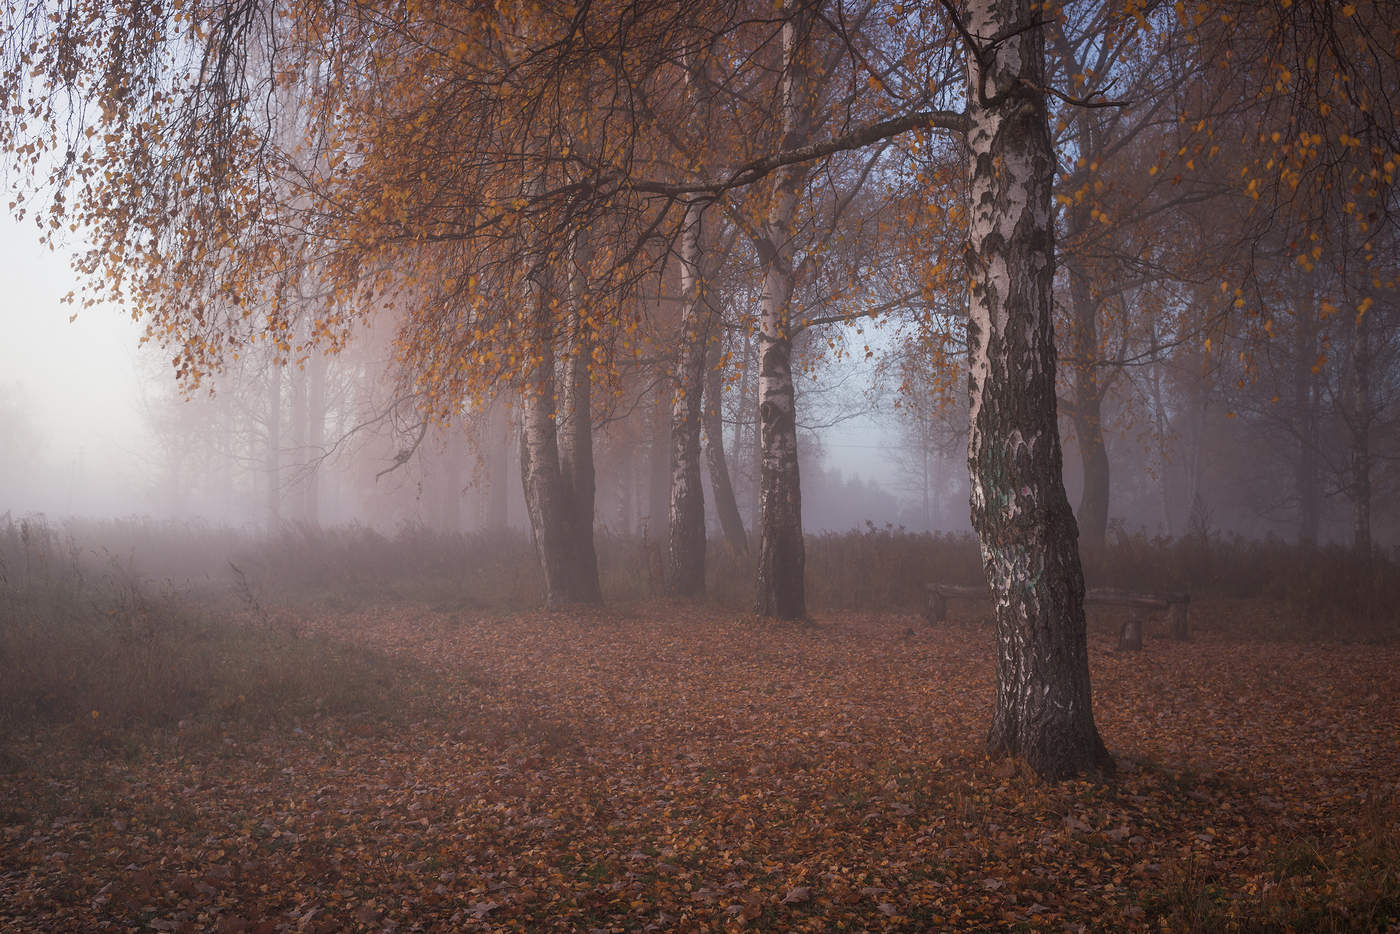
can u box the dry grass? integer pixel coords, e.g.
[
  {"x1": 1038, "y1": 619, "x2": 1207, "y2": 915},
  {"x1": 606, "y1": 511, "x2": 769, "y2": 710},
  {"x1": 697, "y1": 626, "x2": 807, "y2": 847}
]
[{"x1": 0, "y1": 518, "x2": 434, "y2": 748}]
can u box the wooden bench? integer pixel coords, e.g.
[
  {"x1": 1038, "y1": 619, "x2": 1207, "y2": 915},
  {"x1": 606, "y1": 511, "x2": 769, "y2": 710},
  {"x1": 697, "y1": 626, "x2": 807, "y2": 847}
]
[{"x1": 924, "y1": 583, "x2": 1190, "y2": 646}]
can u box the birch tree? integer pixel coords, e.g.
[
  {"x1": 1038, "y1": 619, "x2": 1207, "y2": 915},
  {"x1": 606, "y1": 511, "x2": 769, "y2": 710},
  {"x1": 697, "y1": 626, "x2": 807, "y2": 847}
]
[{"x1": 958, "y1": 0, "x2": 1112, "y2": 777}]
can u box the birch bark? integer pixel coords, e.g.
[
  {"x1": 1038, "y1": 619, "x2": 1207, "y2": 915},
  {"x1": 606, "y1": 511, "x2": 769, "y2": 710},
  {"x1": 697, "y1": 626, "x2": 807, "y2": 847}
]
[
  {"x1": 519, "y1": 269, "x2": 572, "y2": 607},
  {"x1": 963, "y1": 0, "x2": 1111, "y2": 778},
  {"x1": 754, "y1": 1, "x2": 811, "y2": 620}
]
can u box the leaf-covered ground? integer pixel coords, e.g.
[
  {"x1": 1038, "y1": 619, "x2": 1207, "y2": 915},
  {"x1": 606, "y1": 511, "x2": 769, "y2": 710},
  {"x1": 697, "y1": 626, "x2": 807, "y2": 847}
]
[{"x1": 2, "y1": 601, "x2": 1398, "y2": 932}]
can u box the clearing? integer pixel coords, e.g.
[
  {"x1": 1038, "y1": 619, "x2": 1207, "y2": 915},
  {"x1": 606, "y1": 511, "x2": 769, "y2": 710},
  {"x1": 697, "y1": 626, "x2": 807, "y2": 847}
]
[{"x1": 2, "y1": 600, "x2": 1398, "y2": 932}]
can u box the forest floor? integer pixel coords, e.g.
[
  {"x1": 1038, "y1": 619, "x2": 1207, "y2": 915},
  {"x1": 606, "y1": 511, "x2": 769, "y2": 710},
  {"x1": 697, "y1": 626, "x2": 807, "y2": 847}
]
[{"x1": 2, "y1": 598, "x2": 1398, "y2": 932}]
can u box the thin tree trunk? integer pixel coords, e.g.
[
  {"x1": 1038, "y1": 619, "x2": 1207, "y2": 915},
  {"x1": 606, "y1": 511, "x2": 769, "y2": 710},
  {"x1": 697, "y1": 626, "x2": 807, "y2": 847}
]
[
  {"x1": 705, "y1": 337, "x2": 749, "y2": 554},
  {"x1": 754, "y1": 1, "x2": 810, "y2": 620},
  {"x1": 557, "y1": 245, "x2": 602, "y2": 604},
  {"x1": 520, "y1": 267, "x2": 584, "y2": 608},
  {"x1": 667, "y1": 200, "x2": 710, "y2": 595},
  {"x1": 964, "y1": 0, "x2": 1111, "y2": 779}
]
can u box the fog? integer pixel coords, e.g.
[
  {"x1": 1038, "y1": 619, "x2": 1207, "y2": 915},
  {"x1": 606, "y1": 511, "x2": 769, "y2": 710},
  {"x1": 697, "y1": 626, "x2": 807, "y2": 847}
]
[
  {"x1": 3, "y1": 205, "x2": 1395, "y2": 552},
  {"x1": 1, "y1": 211, "x2": 915, "y2": 534}
]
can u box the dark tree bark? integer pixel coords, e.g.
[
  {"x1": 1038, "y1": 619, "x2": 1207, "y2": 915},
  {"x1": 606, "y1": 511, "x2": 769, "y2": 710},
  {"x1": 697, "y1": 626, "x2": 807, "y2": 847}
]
[
  {"x1": 557, "y1": 254, "x2": 603, "y2": 604},
  {"x1": 963, "y1": 0, "x2": 1112, "y2": 780},
  {"x1": 667, "y1": 200, "x2": 710, "y2": 595},
  {"x1": 754, "y1": 0, "x2": 810, "y2": 620},
  {"x1": 704, "y1": 338, "x2": 749, "y2": 555},
  {"x1": 520, "y1": 263, "x2": 600, "y2": 608}
]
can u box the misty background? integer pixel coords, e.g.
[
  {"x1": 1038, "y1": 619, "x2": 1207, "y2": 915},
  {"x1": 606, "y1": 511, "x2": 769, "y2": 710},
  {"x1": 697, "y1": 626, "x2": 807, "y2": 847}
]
[{"x1": 1, "y1": 208, "x2": 1395, "y2": 550}]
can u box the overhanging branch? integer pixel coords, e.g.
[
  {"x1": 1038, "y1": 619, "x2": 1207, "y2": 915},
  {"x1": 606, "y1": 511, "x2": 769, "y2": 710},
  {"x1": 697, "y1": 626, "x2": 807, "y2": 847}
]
[{"x1": 627, "y1": 109, "x2": 968, "y2": 197}]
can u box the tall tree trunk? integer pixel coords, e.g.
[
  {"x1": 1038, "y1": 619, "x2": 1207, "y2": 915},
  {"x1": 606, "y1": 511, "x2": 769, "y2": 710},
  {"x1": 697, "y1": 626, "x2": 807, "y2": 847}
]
[
  {"x1": 963, "y1": 0, "x2": 1111, "y2": 779},
  {"x1": 557, "y1": 247, "x2": 602, "y2": 604},
  {"x1": 266, "y1": 362, "x2": 282, "y2": 532},
  {"x1": 754, "y1": 1, "x2": 810, "y2": 620},
  {"x1": 705, "y1": 337, "x2": 749, "y2": 554},
  {"x1": 668, "y1": 200, "x2": 711, "y2": 595},
  {"x1": 1072, "y1": 399, "x2": 1110, "y2": 554},
  {"x1": 519, "y1": 267, "x2": 595, "y2": 607}
]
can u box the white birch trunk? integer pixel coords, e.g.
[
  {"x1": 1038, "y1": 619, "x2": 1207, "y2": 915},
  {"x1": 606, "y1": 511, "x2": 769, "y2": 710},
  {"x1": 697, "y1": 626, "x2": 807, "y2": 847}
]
[
  {"x1": 754, "y1": 2, "x2": 810, "y2": 620},
  {"x1": 963, "y1": 0, "x2": 1110, "y2": 779},
  {"x1": 520, "y1": 268, "x2": 574, "y2": 607}
]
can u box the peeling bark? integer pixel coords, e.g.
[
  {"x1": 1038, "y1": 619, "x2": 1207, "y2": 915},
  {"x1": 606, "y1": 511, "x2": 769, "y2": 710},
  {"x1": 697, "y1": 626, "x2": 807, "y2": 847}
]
[
  {"x1": 963, "y1": 0, "x2": 1111, "y2": 779},
  {"x1": 754, "y1": 1, "x2": 810, "y2": 621}
]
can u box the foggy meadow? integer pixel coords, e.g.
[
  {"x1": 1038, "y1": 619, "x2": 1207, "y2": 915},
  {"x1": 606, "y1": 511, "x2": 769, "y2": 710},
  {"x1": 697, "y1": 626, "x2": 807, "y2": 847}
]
[{"x1": 2, "y1": 0, "x2": 1399, "y2": 931}]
